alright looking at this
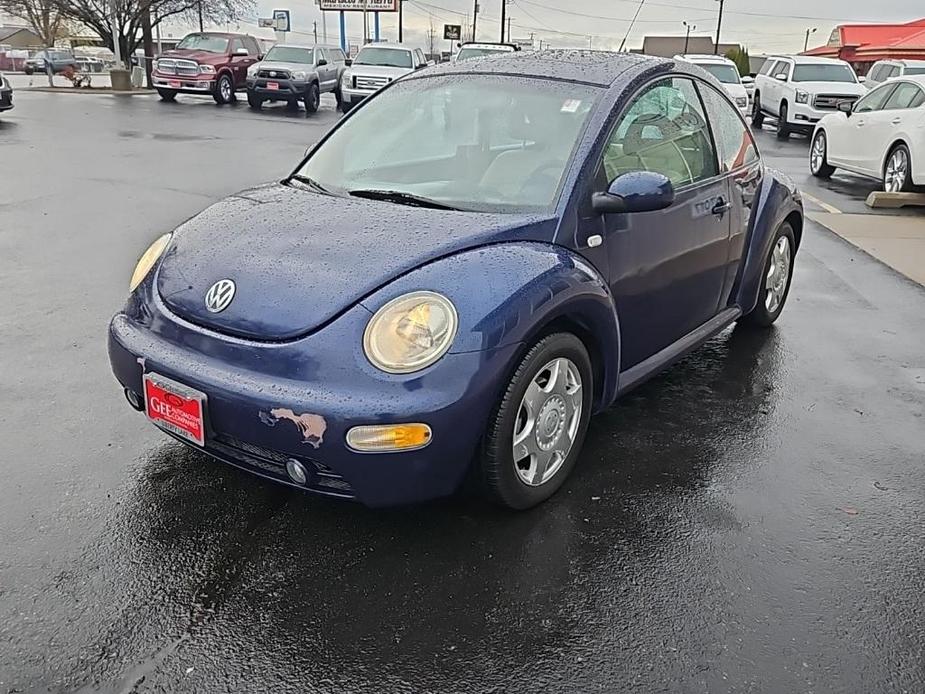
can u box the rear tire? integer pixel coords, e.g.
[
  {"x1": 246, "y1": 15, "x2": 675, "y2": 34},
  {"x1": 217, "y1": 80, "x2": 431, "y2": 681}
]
[
  {"x1": 751, "y1": 93, "x2": 764, "y2": 128},
  {"x1": 740, "y1": 222, "x2": 796, "y2": 328},
  {"x1": 303, "y1": 82, "x2": 320, "y2": 114},
  {"x1": 480, "y1": 333, "x2": 593, "y2": 510},
  {"x1": 776, "y1": 102, "x2": 791, "y2": 139},
  {"x1": 810, "y1": 130, "x2": 836, "y2": 179},
  {"x1": 157, "y1": 89, "x2": 177, "y2": 102}
]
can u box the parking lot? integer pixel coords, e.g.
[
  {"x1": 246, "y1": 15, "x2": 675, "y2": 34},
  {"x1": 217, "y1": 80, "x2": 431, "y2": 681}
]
[{"x1": 2, "y1": 89, "x2": 924, "y2": 693}]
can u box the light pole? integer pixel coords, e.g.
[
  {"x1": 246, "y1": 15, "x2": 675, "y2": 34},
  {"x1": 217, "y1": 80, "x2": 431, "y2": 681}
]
[
  {"x1": 714, "y1": 0, "x2": 724, "y2": 54},
  {"x1": 804, "y1": 27, "x2": 817, "y2": 52},
  {"x1": 398, "y1": 0, "x2": 403, "y2": 42},
  {"x1": 472, "y1": 0, "x2": 478, "y2": 41},
  {"x1": 500, "y1": 0, "x2": 506, "y2": 42},
  {"x1": 683, "y1": 21, "x2": 695, "y2": 54}
]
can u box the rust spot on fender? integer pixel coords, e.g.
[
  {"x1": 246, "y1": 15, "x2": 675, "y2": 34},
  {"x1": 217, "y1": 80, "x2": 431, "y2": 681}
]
[{"x1": 260, "y1": 408, "x2": 327, "y2": 449}]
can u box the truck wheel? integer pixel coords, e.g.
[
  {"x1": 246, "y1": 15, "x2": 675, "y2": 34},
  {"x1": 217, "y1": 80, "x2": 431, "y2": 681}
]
[
  {"x1": 776, "y1": 102, "x2": 791, "y2": 139},
  {"x1": 246, "y1": 91, "x2": 263, "y2": 110},
  {"x1": 212, "y1": 73, "x2": 235, "y2": 105},
  {"x1": 24, "y1": 66, "x2": 34, "y2": 75},
  {"x1": 304, "y1": 82, "x2": 320, "y2": 114},
  {"x1": 157, "y1": 89, "x2": 177, "y2": 102},
  {"x1": 334, "y1": 87, "x2": 343, "y2": 106},
  {"x1": 751, "y1": 93, "x2": 764, "y2": 128}
]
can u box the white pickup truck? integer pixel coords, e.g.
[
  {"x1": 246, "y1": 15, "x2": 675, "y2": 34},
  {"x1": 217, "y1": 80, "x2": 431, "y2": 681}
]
[{"x1": 752, "y1": 55, "x2": 867, "y2": 139}]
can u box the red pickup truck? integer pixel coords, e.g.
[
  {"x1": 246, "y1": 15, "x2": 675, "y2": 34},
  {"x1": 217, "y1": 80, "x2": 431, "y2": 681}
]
[{"x1": 152, "y1": 32, "x2": 261, "y2": 104}]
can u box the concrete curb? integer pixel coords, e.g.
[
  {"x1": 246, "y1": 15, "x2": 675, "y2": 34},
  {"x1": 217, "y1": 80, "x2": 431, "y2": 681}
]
[{"x1": 22, "y1": 87, "x2": 156, "y2": 96}]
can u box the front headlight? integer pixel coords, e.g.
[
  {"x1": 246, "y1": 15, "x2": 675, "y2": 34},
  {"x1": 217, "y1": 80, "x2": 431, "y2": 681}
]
[
  {"x1": 341, "y1": 69, "x2": 353, "y2": 84},
  {"x1": 198, "y1": 64, "x2": 215, "y2": 74},
  {"x1": 795, "y1": 90, "x2": 810, "y2": 104},
  {"x1": 151, "y1": 59, "x2": 159, "y2": 71},
  {"x1": 129, "y1": 233, "x2": 171, "y2": 292},
  {"x1": 736, "y1": 96, "x2": 747, "y2": 107},
  {"x1": 363, "y1": 292, "x2": 458, "y2": 374},
  {"x1": 247, "y1": 64, "x2": 258, "y2": 77},
  {"x1": 292, "y1": 70, "x2": 307, "y2": 80}
]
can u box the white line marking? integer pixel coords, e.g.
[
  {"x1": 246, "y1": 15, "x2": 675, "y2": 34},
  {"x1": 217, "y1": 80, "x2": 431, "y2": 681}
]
[{"x1": 802, "y1": 191, "x2": 843, "y2": 215}]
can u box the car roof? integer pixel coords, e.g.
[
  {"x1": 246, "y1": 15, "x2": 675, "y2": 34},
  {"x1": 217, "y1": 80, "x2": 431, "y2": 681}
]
[
  {"x1": 770, "y1": 55, "x2": 849, "y2": 65},
  {"x1": 676, "y1": 53, "x2": 734, "y2": 63},
  {"x1": 421, "y1": 49, "x2": 670, "y2": 87},
  {"x1": 460, "y1": 42, "x2": 518, "y2": 50}
]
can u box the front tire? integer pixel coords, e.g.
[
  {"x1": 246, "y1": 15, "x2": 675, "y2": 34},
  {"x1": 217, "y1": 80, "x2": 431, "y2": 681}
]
[
  {"x1": 247, "y1": 91, "x2": 263, "y2": 110},
  {"x1": 303, "y1": 82, "x2": 320, "y2": 114},
  {"x1": 212, "y1": 73, "x2": 235, "y2": 104},
  {"x1": 751, "y1": 94, "x2": 764, "y2": 128},
  {"x1": 740, "y1": 222, "x2": 796, "y2": 328},
  {"x1": 481, "y1": 333, "x2": 593, "y2": 510},
  {"x1": 157, "y1": 89, "x2": 177, "y2": 102},
  {"x1": 810, "y1": 130, "x2": 836, "y2": 178},
  {"x1": 884, "y1": 143, "x2": 914, "y2": 193},
  {"x1": 776, "y1": 102, "x2": 791, "y2": 139}
]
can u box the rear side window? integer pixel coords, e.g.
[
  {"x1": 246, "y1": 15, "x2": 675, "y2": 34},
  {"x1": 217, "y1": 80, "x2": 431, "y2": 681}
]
[
  {"x1": 603, "y1": 77, "x2": 719, "y2": 188},
  {"x1": 887, "y1": 65, "x2": 902, "y2": 78},
  {"x1": 244, "y1": 37, "x2": 260, "y2": 55},
  {"x1": 868, "y1": 64, "x2": 885, "y2": 82},
  {"x1": 698, "y1": 83, "x2": 758, "y2": 172},
  {"x1": 883, "y1": 82, "x2": 925, "y2": 110},
  {"x1": 332, "y1": 48, "x2": 346, "y2": 62},
  {"x1": 760, "y1": 60, "x2": 776, "y2": 76}
]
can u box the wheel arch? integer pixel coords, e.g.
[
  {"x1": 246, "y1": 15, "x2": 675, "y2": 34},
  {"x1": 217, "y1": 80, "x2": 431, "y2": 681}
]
[{"x1": 882, "y1": 139, "x2": 911, "y2": 177}]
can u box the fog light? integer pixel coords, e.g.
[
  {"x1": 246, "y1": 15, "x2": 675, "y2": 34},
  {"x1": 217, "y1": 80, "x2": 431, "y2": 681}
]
[
  {"x1": 346, "y1": 424, "x2": 432, "y2": 452},
  {"x1": 286, "y1": 459, "x2": 308, "y2": 485},
  {"x1": 124, "y1": 388, "x2": 144, "y2": 411}
]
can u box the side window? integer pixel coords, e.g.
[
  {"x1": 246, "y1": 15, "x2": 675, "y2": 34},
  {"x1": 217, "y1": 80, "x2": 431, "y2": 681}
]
[
  {"x1": 334, "y1": 49, "x2": 346, "y2": 62},
  {"x1": 760, "y1": 60, "x2": 776, "y2": 76},
  {"x1": 910, "y1": 88, "x2": 925, "y2": 108},
  {"x1": 883, "y1": 82, "x2": 924, "y2": 110},
  {"x1": 415, "y1": 49, "x2": 426, "y2": 66},
  {"x1": 869, "y1": 64, "x2": 885, "y2": 82},
  {"x1": 854, "y1": 84, "x2": 897, "y2": 112},
  {"x1": 698, "y1": 83, "x2": 759, "y2": 172},
  {"x1": 887, "y1": 65, "x2": 902, "y2": 79},
  {"x1": 231, "y1": 38, "x2": 244, "y2": 54},
  {"x1": 602, "y1": 77, "x2": 719, "y2": 189},
  {"x1": 318, "y1": 48, "x2": 329, "y2": 63},
  {"x1": 244, "y1": 37, "x2": 259, "y2": 55},
  {"x1": 779, "y1": 62, "x2": 792, "y2": 80}
]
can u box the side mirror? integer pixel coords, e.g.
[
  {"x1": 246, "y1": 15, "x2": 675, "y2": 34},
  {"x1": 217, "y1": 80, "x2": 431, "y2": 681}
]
[
  {"x1": 837, "y1": 100, "x2": 854, "y2": 115},
  {"x1": 592, "y1": 171, "x2": 675, "y2": 215},
  {"x1": 858, "y1": 76, "x2": 866, "y2": 83},
  {"x1": 317, "y1": 58, "x2": 328, "y2": 66},
  {"x1": 774, "y1": 73, "x2": 788, "y2": 81},
  {"x1": 415, "y1": 63, "x2": 427, "y2": 70},
  {"x1": 234, "y1": 47, "x2": 249, "y2": 56},
  {"x1": 344, "y1": 58, "x2": 353, "y2": 66}
]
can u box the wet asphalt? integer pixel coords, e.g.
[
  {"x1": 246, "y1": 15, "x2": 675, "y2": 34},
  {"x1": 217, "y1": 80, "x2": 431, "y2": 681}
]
[{"x1": 1, "y1": 91, "x2": 924, "y2": 693}]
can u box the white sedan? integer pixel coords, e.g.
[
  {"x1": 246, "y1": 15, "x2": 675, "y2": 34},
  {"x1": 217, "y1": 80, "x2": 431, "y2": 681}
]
[{"x1": 810, "y1": 75, "x2": 925, "y2": 192}]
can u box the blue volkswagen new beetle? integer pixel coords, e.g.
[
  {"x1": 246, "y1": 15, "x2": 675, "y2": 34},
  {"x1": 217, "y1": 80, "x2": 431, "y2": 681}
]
[{"x1": 109, "y1": 51, "x2": 803, "y2": 509}]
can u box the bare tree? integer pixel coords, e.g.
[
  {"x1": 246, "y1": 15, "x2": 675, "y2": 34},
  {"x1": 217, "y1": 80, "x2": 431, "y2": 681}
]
[
  {"x1": 0, "y1": 0, "x2": 65, "y2": 46},
  {"x1": 50, "y1": 0, "x2": 255, "y2": 68}
]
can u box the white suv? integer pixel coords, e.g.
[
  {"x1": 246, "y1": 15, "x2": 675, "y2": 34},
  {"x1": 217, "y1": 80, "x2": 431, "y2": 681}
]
[
  {"x1": 865, "y1": 59, "x2": 925, "y2": 89},
  {"x1": 752, "y1": 55, "x2": 866, "y2": 138},
  {"x1": 675, "y1": 54, "x2": 749, "y2": 115}
]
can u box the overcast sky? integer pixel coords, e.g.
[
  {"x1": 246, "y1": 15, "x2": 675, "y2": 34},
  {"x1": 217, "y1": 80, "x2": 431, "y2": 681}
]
[{"x1": 208, "y1": 0, "x2": 924, "y2": 55}]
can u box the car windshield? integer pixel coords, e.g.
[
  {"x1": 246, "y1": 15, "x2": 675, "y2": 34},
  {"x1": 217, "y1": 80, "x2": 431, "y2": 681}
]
[
  {"x1": 792, "y1": 64, "x2": 857, "y2": 83},
  {"x1": 354, "y1": 47, "x2": 412, "y2": 68},
  {"x1": 176, "y1": 34, "x2": 229, "y2": 53},
  {"x1": 295, "y1": 75, "x2": 598, "y2": 213},
  {"x1": 905, "y1": 67, "x2": 925, "y2": 76},
  {"x1": 48, "y1": 50, "x2": 70, "y2": 59},
  {"x1": 264, "y1": 47, "x2": 314, "y2": 64},
  {"x1": 457, "y1": 47, "x2": 513, "y2": 60},
  {"x1": 700, "y1": 64, "x2": 741, "y2": 84}
]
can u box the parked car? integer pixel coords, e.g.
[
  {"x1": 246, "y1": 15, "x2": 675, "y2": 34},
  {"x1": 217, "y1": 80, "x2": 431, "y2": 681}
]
[
  {"x1": 675, "y1": 54, "x2": 749, "y2": 114},
  {"x1": 152, "y1": 32, "x2": 261, "y2": 104},
  {"x1": 810, "y1": 75, "x2": 925, "y2": 192},
  {"x1": 454, "y1": 42, "x2": 520, "y2": 62},
  {"x1": 23, "y1": 49, "x2": 77, "y2": 75},
  {"x1": 109, "y1": 51, "x2": 803, "y2": 510},
  {"x1": 246, "y1": 44, "x2": 347, "y2": 112},
  {"x1": 752, "y1": 55, "x2": 866, "y2": 139},
  {"x1": 75, "y1": 55, "x2": 104, "y2": 73},
  {"x1": 865, "y1": 59, "x2": 925, "y2": 90},
  {"x1": 741, "y1": 74, "x2": 755, "y2": 101},
  {"x1": 0, "y1": 74, "x2": 12, "y2": 114},
  {"x1": 338, "y1": 43, "x2": 428, "y2": 112}
]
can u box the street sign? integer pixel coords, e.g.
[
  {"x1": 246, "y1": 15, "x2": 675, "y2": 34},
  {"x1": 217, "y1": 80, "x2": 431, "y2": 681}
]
[
  {"x1": 444, "y1": 24, "x2": 462, "y2": 41},
  {"x1": 318, "y1": 0, "x2": 398, "y2": 10},
  {"x1": 258, "y1": 17, "x2": 276, "y2": 27},
  {"x1": 273, "y1": 9, "x2": 291, "y2": 32}
]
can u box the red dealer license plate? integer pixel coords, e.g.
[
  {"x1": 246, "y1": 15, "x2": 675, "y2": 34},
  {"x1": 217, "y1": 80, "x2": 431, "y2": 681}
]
[
  {"x1": 267, "y1": 81, "x2": 279, "y2": 90},
  {"x1": 168, "y1": 80, "x2": 181, "y2": 89},
  {"x1": 143, "y1": 373, "x2": 206, "y2": 446}
]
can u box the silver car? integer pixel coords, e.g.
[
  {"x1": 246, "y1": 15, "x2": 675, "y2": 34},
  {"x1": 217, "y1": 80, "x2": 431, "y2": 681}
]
[
  {"x1": 246, "y1": 44, "x2": 347, "y2": 113},
  {"x1": 339, "y1": 43, "x2": 428, "y2": 113}
]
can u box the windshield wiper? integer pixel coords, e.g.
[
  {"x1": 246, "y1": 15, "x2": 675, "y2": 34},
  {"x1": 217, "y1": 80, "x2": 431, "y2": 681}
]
[
  {"x1": 289, "y1": 174, "x2": 333, "y2": 195},
  {"x1": 348, "y1": 189, "x2": 463, "y2": 211}
]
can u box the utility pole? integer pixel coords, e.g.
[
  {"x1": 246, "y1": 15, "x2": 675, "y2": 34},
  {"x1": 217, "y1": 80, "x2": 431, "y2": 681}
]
[
  {"x1": 714, "y1": 0, "x2": 724, "y2": 54},
  {"x1": 363, "y1": 0, "x2": 369, "y2": 43},
  {"x1": 472, "y1": 0, "x2": 478, "y2": 41},
  {"x1": 111, "y1": 0, "x2": 122, "y2": 67},
  {"x1": 500, "y1": 0, "x2": 505, "y2": 42},
  {"x1": 803, "y1": 27, "x2": 817, "y2": 52},
  {"x1": 398, "y1": 0, "x2": 403, "y2": 42},
  {"x1": 507, "y1": 16, "x2": 512, "y2": 43},
  {"x1": 322, "y1": 9, "x2": 327, "y2": 42},
  {"x1": 313, "y1": 21, "x2": 318, "y2": 44},
  {"x1": 197, "y1": 0, "x2": 204, "y2": 32},
  {"x1": 683, "y1": 21, "x2": 695, "y2": 54}
]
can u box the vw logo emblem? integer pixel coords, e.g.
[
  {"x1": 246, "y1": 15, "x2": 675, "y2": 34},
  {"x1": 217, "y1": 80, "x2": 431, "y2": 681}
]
[{"x1": 205, "y1": 279, "x2": 236, "y2": 313}]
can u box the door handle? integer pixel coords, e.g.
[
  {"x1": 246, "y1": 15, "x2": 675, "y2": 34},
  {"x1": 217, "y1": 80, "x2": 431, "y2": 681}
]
[
  {"x1": 712, "y1": 199, "x2": 732, "y2": 217},
  {"x1": 856, "y1": 119, "x2": 866, "y2": 126},
  {"x1": 891, "y1": 118, "x2": 902, "y2": 125}
]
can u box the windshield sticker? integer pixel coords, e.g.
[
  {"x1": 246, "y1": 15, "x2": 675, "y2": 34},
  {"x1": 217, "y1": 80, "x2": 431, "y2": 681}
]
[{"x1": 561, "y1": 99, "x2": 582, "y2": 113}]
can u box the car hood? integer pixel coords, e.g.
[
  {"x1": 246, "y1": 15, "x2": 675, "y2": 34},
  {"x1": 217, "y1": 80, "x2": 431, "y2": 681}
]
[
  {"x1": 254, "y1": 60, "x2": 312, "y2": 73},
  {"x1": 156, "y1": 183, "x2": 554, "y2": 341},
  {"x1": 349, "y1": 64, "x2": 414, "y2": 79},
  {"x1": 159, "y1": 49, "x2": 227, "y2": 64},
  {"x1": 794, "y1": 81, "x2": 867, "y2": 95}
]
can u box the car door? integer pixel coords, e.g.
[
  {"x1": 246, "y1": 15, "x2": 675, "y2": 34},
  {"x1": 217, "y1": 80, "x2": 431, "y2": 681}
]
[
  {"x1": 876, "y1": 81, "x2": 925, "y2": 168},
  {"x1": 588, "y1": 76, "x2": 732, "y2": 370},
  {"x1": 762, "y1": 61, "x2": 784, "y2": 114},
  {"x1": 842, "y1": 83, "x2": 897, "y2": 171}
]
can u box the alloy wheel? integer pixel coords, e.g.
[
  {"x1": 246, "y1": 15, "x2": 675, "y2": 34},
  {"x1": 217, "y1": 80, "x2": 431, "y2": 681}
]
[
  {"x1": 765, "y1": 235, "x2": 792, "y2": 314},
  {"x1": 884, "y1": 148, "x2": 908, "y2": 193},
  {"x1": 512, "y1": 357, "x2": 583, "y2": 487},
  {"x1": 811, "y1": 134, "x2": 826, "y2": 174},
  {"x1": 220, "y1": 77, "x2": 232, "y2": 102}
]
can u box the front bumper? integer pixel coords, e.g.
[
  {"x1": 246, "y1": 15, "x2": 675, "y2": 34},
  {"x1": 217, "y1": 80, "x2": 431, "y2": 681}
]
[
  {"x1": 786, "y1": 102, "x2": 843, "y2": 129},
  {"x1": 341, "y1": 85, "x2": 375, "y2": 105},
  {"x1": 108, "y1": 279, "x2": 517, "y2": 507},
  {"x1": 246, "y1": 77, "x2": 310, "y2": 98},
  {"x1": 152, "y1": 73, "x2": 215, "y2": 93}
]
